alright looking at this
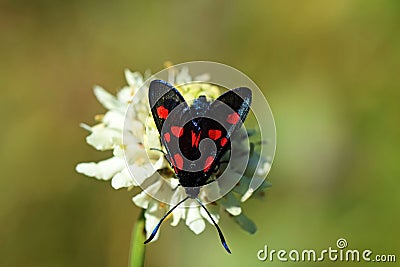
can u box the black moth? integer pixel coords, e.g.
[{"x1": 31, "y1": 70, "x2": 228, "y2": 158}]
[{"x1": 144, "y1": 80, "x2": 252, "y2": 253}]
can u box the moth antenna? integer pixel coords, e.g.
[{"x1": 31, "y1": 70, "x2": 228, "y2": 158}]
[
  {"x1": 144, "y1": 196, "x2": 189, "y2": 244},
  {"x1": 195, "y1": 198, "x2": 232, "y2": 254}
]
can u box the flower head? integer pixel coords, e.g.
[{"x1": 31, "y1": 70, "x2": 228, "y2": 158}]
[{"x1": 76, "y1": 66, "x2": 271, "y2": 242}]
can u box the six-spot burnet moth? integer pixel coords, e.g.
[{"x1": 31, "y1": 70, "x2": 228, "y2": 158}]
[{"x1": 144, "y1": 79, "x2": 252, "y2": 253}]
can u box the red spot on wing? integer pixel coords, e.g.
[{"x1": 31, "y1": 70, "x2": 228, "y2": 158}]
[
  {"x1": 173, "y1": 154, "x2": 184, "y2": 170},
  {"x1": 171, "y1": 126, "x2": 184, "y2": 137},
  {"x1": 157, "y1": 106, "x2": 169, "y2": 119},
  {"x1": 191, "y1": 130, "x2": 201, "y2": 148},
  {"x1": 208, "y1": 129, "x2": 222, "y2": 140},
  {"x1": 164, "y1": 132, "x2": 171, "y2": 143},
  {"x1": 220, "y1": 137, "x2": 228, "y2": 147},
  {"x1": 204, "y1": 156, "x2": 214, "y2": 172},
  {"x1": 226, "y1": 112, "x2": 240, "y2": 124}
]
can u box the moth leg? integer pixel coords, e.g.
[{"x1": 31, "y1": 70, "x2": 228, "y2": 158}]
[{"x1": 150, "y1": 147, "x2": 167, "y2": 155}]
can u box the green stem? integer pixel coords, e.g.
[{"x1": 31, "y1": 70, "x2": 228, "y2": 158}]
[{"x1": 129, "y1": 209, "x2": 146, "y2": 267}]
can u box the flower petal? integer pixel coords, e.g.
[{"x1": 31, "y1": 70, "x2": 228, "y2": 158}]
[
  {"x1": 219, "y1": 193, "x2": 242, "y2": 216},
  {"x1": 76, "y1": 157, "x2": 124, "y2": 180},
  {"x1": 93, "y1": 86, "x2": 124, "y2": 111},
  {"x1": 240, "y1": 188, "x2": 254, "y2": 202},
  {"x1": 117, "y1": 86, "x2": 133, "y2": 103},
  {"x1": 129, "y1": 163, "x2": 157, "y2": 186},
  {"x1": 124, "y1": 119, "x2": 145, "y2": 143},
  {"x1": 86, "y1": 124, "x2": 121, "y2": 150},
  {"x1": 175, "y1": 66, "x2": 191, "y2": 84},
  {"x1": 186, "y1": 203, "x2": 206, "y2": 234},
  {"x1": 193, "y1": 73, "x2": 210, "y2": 82},
  {"x1": 112, "y1": 144, "x2": 124, "y2": 158},
  {"x1": 171, "y1": 206, "x2": 185, "y2": 227},
  {"x1": 111, "y1": 168, "x2": 133, "y2": 189},
  {"x1": 124, "y1": 69, "x2": 144, "y2": 93},
  {"x1": 103, "y1": 110, "x2": 125, "y2": 130},
  {"x1": 79, "y1": 123, "x2": 92, "y2": 132},
  {"x1": 132, "y1": 179, "x2": 163, "y2": 209},
  {"x1": 170, "y1": 189, "x2": 187, "y2": 226}
]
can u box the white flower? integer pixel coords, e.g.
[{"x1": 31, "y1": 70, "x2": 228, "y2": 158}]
[{"x1": 76, "y1": 66, "x2": 271, "y2": 242}]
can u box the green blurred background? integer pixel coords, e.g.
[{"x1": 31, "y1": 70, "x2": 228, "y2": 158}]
[{"x1": 1, "y1": 0, "x2": 399, "y2": 266}]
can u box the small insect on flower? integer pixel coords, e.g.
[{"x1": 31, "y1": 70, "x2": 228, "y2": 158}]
[{"x1": 145, "y1": 80, "x2": 252, "y2": 253}]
